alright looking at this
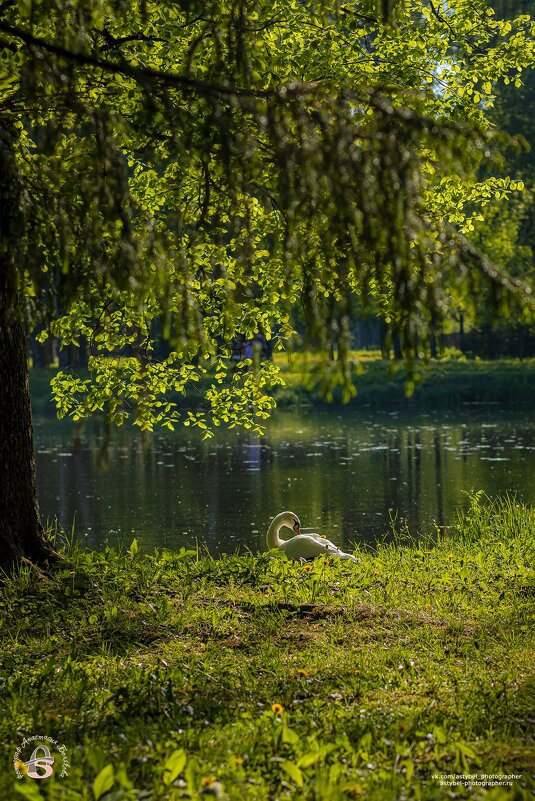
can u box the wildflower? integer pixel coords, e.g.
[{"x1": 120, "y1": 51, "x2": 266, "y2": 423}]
[
  {"x1": 399, "y1": 722, "x2": 410, "y2": 732},
  {"x1": 296, "y1": 668, "x2": 308, "y2": 677},
  {"x1": 234, "y1": 757, "x2": 244, "y2": 766},
  {"x1": 14, "y1": 760, "x2": 28, "y2": 775},
  {"x1": 271, "y1": 703, "x2": 284, "y2": 714},
  {"x1": 303, "y1": 565, "x2": 312, "y2": 571},
  {"x1": 346, "y1": 784, "x2": 362, "y2": 796},
  {"x1": 201, "y1": 776, "x2": 216, "y2": 786}
]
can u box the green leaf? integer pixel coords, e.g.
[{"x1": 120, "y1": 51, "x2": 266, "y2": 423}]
[
  {"x1": 128, "y1": 538, "x2": 139, "y2": 556},
  {"x1": 93, "y1": 763, "x2": 114, "y2": 800},
  {"x1": 403, "y1": 758, "x2": 414, "y2": 784},
  {"x1": 163, "y1": 749, "x2": 187, "y2": 785},
  {"x1": 456, "y1": 742, "x2": 477, "y2": 759},
  {"x1": 14, "y1": 782, "x2": 44, "y2": 800},
  {"x1": 282, "y1": 727, "x2": 299, "y2": 745},
  {"x1": 297, "y1": 751, "x2": 323, "y2": 768},
  {"x1": 280, "y1": 760, "x2": 303, "y2": 787}
]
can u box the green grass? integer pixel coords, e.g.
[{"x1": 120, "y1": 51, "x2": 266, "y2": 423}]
[
  {"x1": 271, "y1": 352, "x2": 535, "y2": 407},
  {"x1": 1, "y1": 494, "x2": 534, "y2": 800}
]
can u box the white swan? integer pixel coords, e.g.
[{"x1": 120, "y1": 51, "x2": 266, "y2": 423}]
[{"x1": 266, "y1": 511, "x2": 357, "y2": 561}]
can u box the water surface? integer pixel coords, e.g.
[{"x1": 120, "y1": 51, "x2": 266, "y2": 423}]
[{"x1": 34, "y1": 406, "x2": 535, "y2": 555}]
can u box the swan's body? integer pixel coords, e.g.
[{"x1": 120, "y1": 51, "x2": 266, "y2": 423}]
[{"x1": 266, "y1": 512, "x2": 357, "y2": 561}]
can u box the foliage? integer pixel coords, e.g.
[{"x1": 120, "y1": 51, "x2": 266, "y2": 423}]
[
  {"x1": 454, "y1": 0, "x2": 535, "y2": 343},
  {"x1": 491, "y1": 0, "x2": 535, "y2": 180},
  {"x1": 1, "y1": 1, "x2": 535, "y2": 434},
  {"x1": 0, "y1": 495, "x2": 533, "y2": 799}
]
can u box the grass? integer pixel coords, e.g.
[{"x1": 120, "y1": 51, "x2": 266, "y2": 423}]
[
  {"x1": 270, "y1": 352, "x2": 535, "y2": 407},
  {"x1": 1, "y1": 494, "x2": 534, "y2": 800}
]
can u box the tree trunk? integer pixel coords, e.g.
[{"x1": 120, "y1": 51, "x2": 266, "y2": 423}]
[
  {"x1": 0, "y1": 314, "x2": 57, "y2": 572},
  {"x1": 392, "y1": 329, "x2": 403, "y2": 360},
  {"x1": 0, "y1": 123, "x2": 56, "y2": 573}
]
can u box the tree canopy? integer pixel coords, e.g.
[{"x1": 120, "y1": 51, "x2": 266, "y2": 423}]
[{"x1": 1, "y1": 0, "x2": 534, "y2": 436}]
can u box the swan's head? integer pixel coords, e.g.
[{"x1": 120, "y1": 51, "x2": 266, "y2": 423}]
[
  {"x1": 278, "y1": 511, "x2": 301, "y2": 536},
  {"x1": 266, "y1": 511, "x2": 301, "y2": 548}
]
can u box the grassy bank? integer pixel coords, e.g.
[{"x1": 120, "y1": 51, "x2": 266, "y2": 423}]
[
  {"x1": 271, "y1": 353, "x2": 535, "y2": 407},
  {"x1": 1, "y1": 495, "x2": 534, "y2": 800},
  {"x1": 29, "y1": 356, "x2": 535, "y2": 417}
]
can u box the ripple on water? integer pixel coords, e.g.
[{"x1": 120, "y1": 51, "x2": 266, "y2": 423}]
[{"x1": 34, "y1": 406, "x2": 535, "y2": 555}]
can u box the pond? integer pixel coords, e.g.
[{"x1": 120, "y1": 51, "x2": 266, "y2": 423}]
[{"x1": 34, "y1": 405, "x2": 535, "y2": 556}]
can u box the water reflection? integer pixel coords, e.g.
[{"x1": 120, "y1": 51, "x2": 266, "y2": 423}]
[{"x1": 34, "y1": 407, "x2": 535, "y2": 555}]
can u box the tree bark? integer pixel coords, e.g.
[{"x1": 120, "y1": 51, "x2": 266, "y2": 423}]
[
  {"x1": 0, "y1": 123, "x2": 57, "y2": 573},
  {"x1": 0, "y1": 315, "x2": 56, "y2": 572}
]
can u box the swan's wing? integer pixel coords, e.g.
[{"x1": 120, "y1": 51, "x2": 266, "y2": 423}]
[
  {"x1": 304, "y1": 533, "x2": 339, "y2": 546},
  {"x1": 304, "y1": 536, "x2": 358, "y2": 561},
  {"x1": 319, "y1": 537, "x2": 340, "y2": 551},
  {"x1": 308, "y1": 535, "x2": 346, "y2": 553},
  {"x1": 302, "y1": 532, "x2": 323, "y2": 541},
  {"x1": 323, "y1": 542, "x2": 357, "y2": 560},
  {"x1": 282, "y1": 535, "x2": 329, "y2": 560},
  {"x1": 282, "y1": 535, "x2": 357, "y2": 561},
  {"x1": 336, "y1": 551, "x2": 358, "y2": 562}
]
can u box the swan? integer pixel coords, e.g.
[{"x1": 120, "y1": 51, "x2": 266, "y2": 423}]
[{"x1": 266, "y1": 511, "x2": 357, "y2": 561}]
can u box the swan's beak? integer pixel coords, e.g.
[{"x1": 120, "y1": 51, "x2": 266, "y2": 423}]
[{"x1": 292, "y1": 521, "x2": 301, "y2": 535}]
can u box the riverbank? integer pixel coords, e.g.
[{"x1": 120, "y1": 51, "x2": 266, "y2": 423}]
[
  {"x1": 271, "y1": 353, "x2": 535, "y2": 407},
  {"x1": 1, "y1": 495, "x2": 533, "y2": 800},
  {"x1": 29, "y1": 356, "x2": 535, "y2": 417}
]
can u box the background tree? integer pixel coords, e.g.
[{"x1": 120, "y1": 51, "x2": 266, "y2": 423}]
[
  {"x1": 461, "y1": 0, "x2": 535, "y2": 356},
  {"x1": 0, "y1": 0, "x2": 533, "y2": 570}
]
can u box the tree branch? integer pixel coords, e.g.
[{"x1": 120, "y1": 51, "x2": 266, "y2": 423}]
[
  {"x1": 0, "y1": 20, "x2": 449, "y2": 112},
  {"x1": 100, "y1": 29, "x2": 169, "y2": 51},
  {"x1": 0, "y1": 21, "x2": 274, "y2": 99},
  {"x1": 428, "y1": 0, "x2": 487, "y2": 57}
]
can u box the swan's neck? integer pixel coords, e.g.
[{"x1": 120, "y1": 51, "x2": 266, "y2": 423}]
[{"x1": 266, "y1": 517, "x2": 285, "y2": 549}]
